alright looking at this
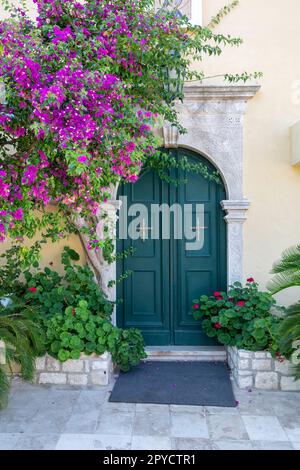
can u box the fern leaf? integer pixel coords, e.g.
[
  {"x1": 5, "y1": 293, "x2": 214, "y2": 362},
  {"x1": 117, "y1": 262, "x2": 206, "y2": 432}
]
[
  {"x1": 272, "y1": 244, "x2": 300, "y2": 274},
  {"x1": 268, "y1": 244, "x2": 300, "y2": 294}
]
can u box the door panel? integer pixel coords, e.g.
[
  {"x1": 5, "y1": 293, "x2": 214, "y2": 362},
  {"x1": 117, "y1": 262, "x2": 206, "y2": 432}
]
[
  {"x1": 173, "y1": 149, "x2": 226, "y2": 345},
  {"x1": 117, "y1": 170, "x2": 171, "y2": 345},
  {"x1": 117, "y1": 149, "x2": 227, "y2": 346}
]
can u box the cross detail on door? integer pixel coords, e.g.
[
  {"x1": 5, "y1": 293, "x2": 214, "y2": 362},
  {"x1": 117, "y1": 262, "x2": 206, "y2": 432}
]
[
  {"x1": 191, "y1": 218, "x2": 208, "y2": 241},
  {"x1": 139, "y1": 219, "x2": 152, "y2": 242}
]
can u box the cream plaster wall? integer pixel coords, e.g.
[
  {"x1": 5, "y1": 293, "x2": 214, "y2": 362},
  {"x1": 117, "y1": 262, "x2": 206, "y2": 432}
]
[{"x1": 199, "y1": 0, "x2": 300, "y2": 305}]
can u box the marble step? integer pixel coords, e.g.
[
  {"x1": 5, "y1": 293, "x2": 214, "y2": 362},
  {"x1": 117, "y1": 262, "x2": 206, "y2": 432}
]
[{"x1": 145, "y1": 346, "x2": 227, "y2": 362}]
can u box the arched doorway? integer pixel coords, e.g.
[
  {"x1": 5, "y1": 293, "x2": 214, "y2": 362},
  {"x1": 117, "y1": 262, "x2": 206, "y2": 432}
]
[{"x1": 117, "y1": 148, "x2": 227, "y2": 346}]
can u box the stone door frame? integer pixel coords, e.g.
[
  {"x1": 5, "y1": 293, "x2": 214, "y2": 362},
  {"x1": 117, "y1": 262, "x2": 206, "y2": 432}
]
[{"x1": 101, "y1": 84, "x2": 260, "y2": 324}]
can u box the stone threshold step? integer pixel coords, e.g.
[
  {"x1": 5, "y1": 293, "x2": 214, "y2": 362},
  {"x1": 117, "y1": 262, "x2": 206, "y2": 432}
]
[{"x1": 145, "y1": 346, "x2": 227, "y2": 362}]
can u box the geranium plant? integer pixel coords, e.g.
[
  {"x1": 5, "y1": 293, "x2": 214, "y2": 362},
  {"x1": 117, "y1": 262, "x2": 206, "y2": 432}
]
[
  {"x1": 0, "y1": 0, "x2": 260, "y2": 285},
  {"x1": 192, "y1": 279, "x2": 282, "y2": 355},
  {"x1": 45, "y1": 299, "x2": 146, "y2": 371},
  {"x1": 24, "y1": 246, "x2": 114, "y2": 318}
]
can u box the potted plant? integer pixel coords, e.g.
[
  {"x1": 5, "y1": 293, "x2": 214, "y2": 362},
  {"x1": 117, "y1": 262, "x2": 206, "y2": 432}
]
[
  {"x1": 192, "y1": 279, "x2": 281, "y2": 354},
  {"x1": 191, "y1": 279, "x2": 296, "y2": 391}
]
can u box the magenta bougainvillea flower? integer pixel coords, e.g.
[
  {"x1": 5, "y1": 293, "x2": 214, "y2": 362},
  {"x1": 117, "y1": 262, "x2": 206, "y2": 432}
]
[
  {"x1": 0, "y1": 0, "x2": 246, "y2": 249},
  {"x1": 77, "y1": 156, "x2": 88, "y2": 164}
]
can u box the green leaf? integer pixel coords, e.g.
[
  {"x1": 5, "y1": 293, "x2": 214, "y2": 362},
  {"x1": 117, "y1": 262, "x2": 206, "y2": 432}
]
[
  {"x1": 70, "y1": 349, "x2": 81, "y2": 360},
  {"x1": 58, "y1": 349, "x2": 70, "y2": 362}
]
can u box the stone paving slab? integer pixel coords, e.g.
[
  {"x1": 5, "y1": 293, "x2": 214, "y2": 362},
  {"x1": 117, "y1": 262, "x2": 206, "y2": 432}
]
[{"x1": 0, "y1": 379, "x2": 299, "y2": 450}]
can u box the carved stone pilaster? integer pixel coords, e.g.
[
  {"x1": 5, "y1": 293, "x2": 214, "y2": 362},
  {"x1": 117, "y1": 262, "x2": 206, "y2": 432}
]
[
  {"x1": 97, "y1": 200, "x2": 122, "y2": 240},
  {"x1": 96, "y1": 200, "x2": 122, "y2": 320},
  {"x1": 221, "y1": 200, "x2": 251, "y2": 285},
  {"x1": 162, "y1": 123, "x2": 179, "y2": 148}
]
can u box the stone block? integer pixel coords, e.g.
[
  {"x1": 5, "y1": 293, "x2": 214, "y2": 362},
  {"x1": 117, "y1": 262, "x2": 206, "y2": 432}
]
[
  {"x1": 39, "y1": 373, "x2": 67, "y2": 385},
  {"x1": 90, "y1": 371, "x2": 109, "y2": 386},
  {"x1": 239, "y1": 350, "x2": 253, "y2": 359},
  {"x1": 280, "y1": 376, "x2": 300, "y2": 391},
  {"x1": 252, "y1": 359, "x2": 272, "y2": 371},
  {"x1": 62, "y1": 360, "x2": 84, "y2": 373},
  {"x1": 237, "y1": 375, "x2": 253, "y2": 388},
  {"x1": 238, "y1": 370, "x2": 253, "y2": 376},
  {"x1": 275, "y1": 360, "x2": 293, "y2": 375},
  {"x1": 237, "y1": 359, "x2": 250, "y2": 370},
  {"x1": 255, "y1": 372, "x2": 279, "y2": 390},
  {"x1": 100, "y1": 352, "x2": 110, "y2": 361},
  {"x1": 46, "y1": 355, "x2": 61, "y2": 372},
  {"x1": 35, "y1": 356, "x2": 46, "y2": 371},
  {"x1": 254, "y1": 352, "x2": 267, "y2": 359},
  {"x1": 68, "y1": 374, "x2": 88, "y2": 386},
  {"x1": 91, "y1": 360, "x2": 109, "y2": 371}
]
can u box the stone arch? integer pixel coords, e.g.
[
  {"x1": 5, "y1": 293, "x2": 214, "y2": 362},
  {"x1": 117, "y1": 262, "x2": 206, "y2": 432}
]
[{"x1": 178, "y1": 144, "x2": 230, "y2": 199}]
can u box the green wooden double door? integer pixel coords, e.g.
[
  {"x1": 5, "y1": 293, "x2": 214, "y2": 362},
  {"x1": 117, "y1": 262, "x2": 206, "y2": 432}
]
[{"x1": 117, "y1": 149, "x2": 227, "y2": 346}]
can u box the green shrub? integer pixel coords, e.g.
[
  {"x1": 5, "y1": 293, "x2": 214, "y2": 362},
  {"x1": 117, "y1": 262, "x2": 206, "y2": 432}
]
[
  {"x1": 45, "y1": 300, "x2": 146, "y2": 372},
  {"x1": 24, "y1": 247, "x2": 113, "y2": 319},
  {"x1": 268, "y1": 244, "x2": 300, "y2": 379},
  {"x1": 0, "y1": 245, "x2": 146, "y2": 372},
  {"x1": 279, "y1": 303, "x2": 300, "y2": 379},
  {"x1": 192, "y1": 280, "x2": 282, "y2": 355}
]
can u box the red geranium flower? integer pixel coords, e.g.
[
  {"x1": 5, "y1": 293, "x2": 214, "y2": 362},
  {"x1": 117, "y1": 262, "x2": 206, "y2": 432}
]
[
  {"x1": 237, "y1": 300, "x2": 246, "y2": 307},
  {"x1": 215, "y1": 322, "x2": 222, "y2": 329},
  {"x1": 28, "y1": 287, "x2": 37, "y2": 293},
  {"x1": 193, "y1": 304, "x2": 200, "y2": 309},
  {"x1": 247, "y1": 277, "x2": 255, "y2": 283},
  {"x1": 214, "y1": 292, "x2": 221, "y2": 297},
  {"x1": 216, "y1": 296, "x2": 223, "y2": 301}
]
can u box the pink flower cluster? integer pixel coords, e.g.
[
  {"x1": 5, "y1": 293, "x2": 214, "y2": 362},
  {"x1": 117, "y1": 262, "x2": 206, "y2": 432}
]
[{"x1": 0, "y1": 0, "x2": 187, "y2": 246}]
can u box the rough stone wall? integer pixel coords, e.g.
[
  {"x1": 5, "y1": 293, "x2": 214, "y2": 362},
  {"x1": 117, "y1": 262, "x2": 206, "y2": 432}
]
[
  {"x1": 228, "y1": 346, "x2": 300, "y2": 391},
  {"x1": 34, "y1": 353, "x2": 113, "y2": 386}
]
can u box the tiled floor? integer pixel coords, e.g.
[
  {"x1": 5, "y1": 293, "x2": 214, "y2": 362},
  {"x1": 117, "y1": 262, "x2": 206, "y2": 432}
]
[{"x1": 0, "y1": 378, "x2": 299, "y2": 450}]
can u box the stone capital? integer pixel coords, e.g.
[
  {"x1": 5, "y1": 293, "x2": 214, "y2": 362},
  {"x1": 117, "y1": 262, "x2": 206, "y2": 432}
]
[
  {"x1": 221, "y1": 200, "x2": 251, "y2": 224},
  {"x1": 162, "y1": 123, "x2": 179, "y2": 148},
  {"x1": 182, "y1": 84, "x2": 261, "y2": 103}
]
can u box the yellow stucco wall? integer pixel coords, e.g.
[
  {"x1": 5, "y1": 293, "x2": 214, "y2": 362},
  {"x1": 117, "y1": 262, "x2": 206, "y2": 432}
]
[
  {"x1": 1, "y1": 1, "x2": 300, "y2": 304},
  {"x1": 199, "y1": 0, "x2": 300, "y2": 305}
]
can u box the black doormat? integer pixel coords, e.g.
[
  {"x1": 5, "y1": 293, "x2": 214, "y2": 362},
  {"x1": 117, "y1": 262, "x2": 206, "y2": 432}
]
[{"x1": 109, "y1": 361, "x2": 237, "y2": 407}]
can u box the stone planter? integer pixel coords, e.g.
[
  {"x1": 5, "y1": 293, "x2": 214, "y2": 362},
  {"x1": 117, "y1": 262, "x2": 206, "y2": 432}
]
[
  {"x1": 227, "y1": 346, "x2": 300, "y2": 391},
  {"x1": 35, "y1": 353, "x2": 113, "y2": 386}
]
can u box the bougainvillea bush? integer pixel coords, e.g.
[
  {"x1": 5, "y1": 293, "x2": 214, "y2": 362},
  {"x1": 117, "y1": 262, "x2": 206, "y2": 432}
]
[
  {"x1": 0, "y1": 0, "x2": 259, "y2": 253},
  {"x1": 192, "y1": 279, "x2": 283, "y2": 356}
]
